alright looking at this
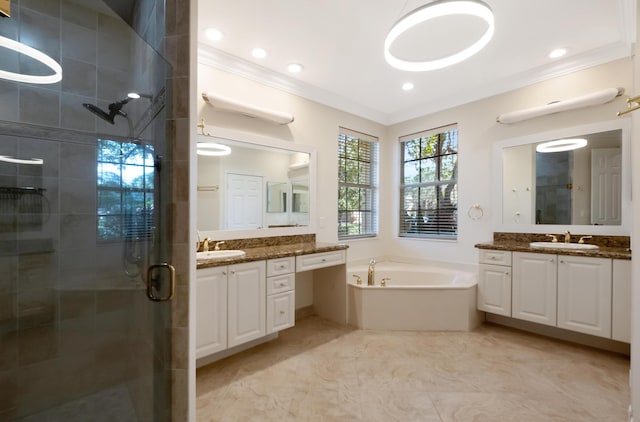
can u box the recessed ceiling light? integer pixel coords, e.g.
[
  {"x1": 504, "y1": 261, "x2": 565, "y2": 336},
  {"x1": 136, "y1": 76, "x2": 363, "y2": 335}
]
[
  {"x1": 402, "y1": 82, "x2": 414, "y2": 91},
  {"x1": 536, "y1": 138, "x2": 587, "y2": 153},
  {"x1": 548, "y1": 48, "x2": 567, "y2": 59},
  {"x1": 287, "y1": 63, "x2": 304, "y2": 73},
  {"x1": 204, "y1": 28, "x2": 223, "y2": 41},
  {"x1": 252, "y1": 48, "x2": 267, "y2": 59},
  {"x1": 197, "y1": 142, "x2": 232, "y2": 156},
  {"x1": 384, "y1": 0, "x2": 495, "y2": 72}
]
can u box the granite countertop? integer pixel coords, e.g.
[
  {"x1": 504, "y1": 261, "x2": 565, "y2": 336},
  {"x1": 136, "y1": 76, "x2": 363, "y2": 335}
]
[
  {"x1": 475, "y1": 240, "x2": 631, "y2": 260},
  {"x1": 197, "y1": 241, "x2": 348, "y2": 269}
]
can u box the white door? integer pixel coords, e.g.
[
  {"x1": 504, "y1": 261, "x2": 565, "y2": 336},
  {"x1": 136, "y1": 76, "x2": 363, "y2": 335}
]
[
  {"x1": 557, "y1": 255, "x2": 612, "y2": 338},
  {"x1": 591, "y1": 148, "x2": 621, "y2": 225},
  {"x1": 226, "y1": 173, "x2": 263, "y2": 229},
  {"x1": 512, "y1": 252, "x2": 557, "y2": 326},
  {"x1": 612, "y1": 259, "x2": 631, "y2": 343},
  {"x1": 195, "y1": 267, "x2": 228, "y2": 358},
  {"x1": 228, "y1": 261, "x2": 266, "y2": 348},
  {"x1": 477, "y1": 264, "x2": 512, "y2": 316}
]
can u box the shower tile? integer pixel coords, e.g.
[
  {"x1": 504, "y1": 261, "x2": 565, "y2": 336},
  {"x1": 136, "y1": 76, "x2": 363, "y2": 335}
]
[
  {"x1": 96, "y1": 66, "x2": 128, "y2": 102},
  {"x1": 0, "y1": 136, "x2": 18, "y2": 176},
  {"x1": 0, "y1": 257, "x2": 17, "y2": 293},
  {"x1": 61, "y1": 58, "x2": 97, "y2": 97},
  {"x1": 0, "y1": 81, "x2": 19, "y2": 122},
  {"x1": 18, "y1": 253, "x2": 56, "y2": 291},
  {"x1": 0, "y1": 293, "x2": 17, "y2": 329},
  {"x1": 0, "y1": 331, "x2": 18, "y2": 372},
  {"x1": 61, "y1": 93, "x2": 97, "y2": 132},
  {"x1": 17, "y1": 323, "x2": 59, "y2": 366},
  {"x1": 61, "y1": 1, "x2": 97, "y2": 30},
  {"x1": 62, "y1": 22, "x2": 97, "y2": 65},
  {"x1": 17, "y1": 139, "x2": 60, "y2": 179},
  {"x1": 60, "y1": 143, "x2": 96, "y2": 180},
  {"x1": 59, "y1": 291, "x2": 95, "y2": 321},
  {"x1": 19, "y1": 8, "x2": 61, "y2": 62},
  {"x1": 96, "y1": 290, "x2": 132, "y2": 314},
  {"x1": 165, "y1": 34, "x2": 189, "y2": 78},
  {"x1": 58, "y1": 316, "x2": 96, "y2": 356},
  {"x1": 0, "y1": 4, "x2": 19, "y2": 38},
  {"x1": 17, "y1": 288, "x2": 55, "y2": 330},
  {"x1": 19, "y1": 86, "x2": 60, "y2": 128},
  {"x1": 0, "y1": 369, "x2": 17, "y2": 415},
  {"x1": 20, "y1": 0, "x2": 60, "y2": 18},
  {"x1": 97, "y1": 31, "x2": 131, "y2": 74},
  {"x1": 60, "y1": 214, "x2": 96, "y2": 250},
  {"x1": 59, "y1": 182, "x2": 94, "y2": 216}
]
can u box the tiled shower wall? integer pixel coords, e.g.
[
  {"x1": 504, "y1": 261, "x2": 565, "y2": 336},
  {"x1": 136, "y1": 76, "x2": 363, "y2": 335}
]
[{"x1": 0, "y1": 0, "x2": 191, "y2": 420}]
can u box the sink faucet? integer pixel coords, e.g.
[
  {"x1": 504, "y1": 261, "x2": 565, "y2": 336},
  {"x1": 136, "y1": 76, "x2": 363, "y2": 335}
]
[
  {"x1": 563, "y1": 230, "x2": 571, "y2": 243},
  {"x1": 213, "y1": 241, "x2": 225, "y2": 251},
  {"x1": 368, "y1": 259, "x2": 376, "y2": 286}
]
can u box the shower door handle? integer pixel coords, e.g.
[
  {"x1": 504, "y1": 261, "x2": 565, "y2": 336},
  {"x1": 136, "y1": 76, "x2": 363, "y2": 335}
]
[{"x1": 146, "y1": 263, "x2": 176, "y2": 302}]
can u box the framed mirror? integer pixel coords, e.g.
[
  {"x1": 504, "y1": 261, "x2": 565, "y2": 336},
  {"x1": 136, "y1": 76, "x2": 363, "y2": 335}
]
[
  {"x1": 197, "y1": 126, "x2": 316, "y2": 240},
  {"x1": 493, "y1": 119, "x2": 631, "y2": 235}
]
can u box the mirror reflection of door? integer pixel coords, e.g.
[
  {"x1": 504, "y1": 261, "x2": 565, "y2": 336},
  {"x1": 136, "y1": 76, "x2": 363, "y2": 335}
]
[
  {"x1": 591, "y1": 148, "x2": 622, "y2": 225},
  {"x1": 226, "y1": 173, "x2": 263, "y2": 229}
]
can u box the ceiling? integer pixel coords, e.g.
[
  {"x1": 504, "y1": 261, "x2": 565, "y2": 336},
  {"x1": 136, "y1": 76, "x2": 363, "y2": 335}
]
[{"x1": 197, "y1": 0, "x2": 635, "y2": 125}]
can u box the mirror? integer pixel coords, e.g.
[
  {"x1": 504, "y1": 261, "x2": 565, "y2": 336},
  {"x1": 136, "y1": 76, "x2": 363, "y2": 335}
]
[
  {"x1": 197, "y1": 127, "x2": 315, "y2": 238},
  {"x1": 495, "y1": 120, "x2": 631, "y2": 235}
]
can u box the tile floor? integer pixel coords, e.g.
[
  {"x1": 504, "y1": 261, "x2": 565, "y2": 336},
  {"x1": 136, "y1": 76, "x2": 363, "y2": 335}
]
[{"x1": 197, "y1": 316, "x2": 630, "y2": 421}]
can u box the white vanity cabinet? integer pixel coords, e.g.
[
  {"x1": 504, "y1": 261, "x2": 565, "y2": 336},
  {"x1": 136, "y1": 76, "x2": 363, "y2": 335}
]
[
  {"x1": 557, "y1": 255, "x2": 612, "y2": 338},
  {"x1": 266, "y1": 257, "x2": 295, "y2": 334},
  {"x1": 227, "y1": 261, "x2": 267, "y2": 348},
  {"x1": 477, "y1": 250, "x2": 512, "y2": 316},
  {"x1": 512, "y1": 252, "x2": 557, "y2": 326},
  {"x1": 195, "y1": 266, "x2": 228, "y2": 358},
  {"x1": 612, "y1": 259, "x2": 631, "y2": 343}
]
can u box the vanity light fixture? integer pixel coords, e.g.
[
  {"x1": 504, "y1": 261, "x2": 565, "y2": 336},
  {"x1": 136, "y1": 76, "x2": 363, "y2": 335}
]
[
  {"x1": 384, "y1": 0, "x2": 494, "y2": 72},
  {"x1": 536, "y1": 138, "x2": 587, "y2": 153},
  {"x1": 0, "y1": 35, "x2": 62, "y2": 84},
  {"x1": 202, "y1": 92, "x2": 295, "y2": 125}
]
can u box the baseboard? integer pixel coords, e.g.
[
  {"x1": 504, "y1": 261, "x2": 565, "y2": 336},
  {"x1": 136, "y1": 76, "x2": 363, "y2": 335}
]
[{"x1": 295, "y1": 305, "x2": 315, "y2": 320}]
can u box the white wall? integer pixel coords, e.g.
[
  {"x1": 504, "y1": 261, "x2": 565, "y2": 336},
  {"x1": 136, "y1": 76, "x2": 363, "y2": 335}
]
[{"x1": 376, "y1": 58, "x2": 632, "y2": 266}]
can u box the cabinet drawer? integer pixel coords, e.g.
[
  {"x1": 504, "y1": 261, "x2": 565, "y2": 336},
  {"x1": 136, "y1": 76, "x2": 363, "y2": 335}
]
[
  {"x1": 267, "y1": 257, "x2": 295, "y2": 277},
  {"x1": 267, "y1": 291, "x2": 295, "y2": 334},
  {"x1": 296, "y1": 250, "x2": 346, "y2": 272},
  {"x1": 479, "y1": 249, "x2": 512, "y2": 266},
  {"x1": 267, "y1": 273, "x2": 295, "y2": 295}
]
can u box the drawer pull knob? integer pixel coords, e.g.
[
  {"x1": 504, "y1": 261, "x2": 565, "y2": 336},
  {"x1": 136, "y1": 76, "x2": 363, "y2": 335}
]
[
  {"x1": 322, "y1": 258, "x2": 326, "y2": 262},
  {"x1": 490, "y1": 256, "x2": 496, "y2": 260},
  {"x1": 279, "y1": 282, "x2": 285, "y2": 287},
  {"x1": 279, "y1": 265, "x2": 285, "y2": 269},
  {"x1": 279, "y1": 310, "x2": 286, "y2": 314}
]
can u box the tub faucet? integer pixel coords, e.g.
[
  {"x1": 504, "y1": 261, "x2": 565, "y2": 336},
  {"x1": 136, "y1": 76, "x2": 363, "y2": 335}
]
[{"x1": 368, "y1": 259, "x2": 376, "y2": 286}]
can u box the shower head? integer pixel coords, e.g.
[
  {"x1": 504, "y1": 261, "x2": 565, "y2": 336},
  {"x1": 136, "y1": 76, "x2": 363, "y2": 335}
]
[
  {"x1": 83, "y1": 103, "x2": 116, "y2": 124},
  {"x1": 83, "y1": 97, "x2": 131, "y2": 124}
]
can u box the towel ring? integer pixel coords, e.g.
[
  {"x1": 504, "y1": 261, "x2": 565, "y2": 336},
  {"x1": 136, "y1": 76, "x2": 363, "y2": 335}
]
[{"x1": 467, "y1": 204, "x2": 483, "y2": 221}]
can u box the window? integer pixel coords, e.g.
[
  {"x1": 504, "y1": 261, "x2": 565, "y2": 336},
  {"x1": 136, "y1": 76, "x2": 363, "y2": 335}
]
[
  {"x1": 399, "y1": 124, "x2": 458, "y2": 239},
  {"x1": 338, "y1": 128, "x2": 378, "y2": 239},
  {"x1": 97, "y1": 139, "x2": 155, "y2": 241}
]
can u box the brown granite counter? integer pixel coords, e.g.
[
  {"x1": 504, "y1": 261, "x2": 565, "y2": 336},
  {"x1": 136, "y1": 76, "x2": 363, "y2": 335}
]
[
  {"x1": 196, "y1": 236, "x2": 348, "y2": 269},
  {"x1": 475, "y1": 232, "x2": 631, "y2": 260}
]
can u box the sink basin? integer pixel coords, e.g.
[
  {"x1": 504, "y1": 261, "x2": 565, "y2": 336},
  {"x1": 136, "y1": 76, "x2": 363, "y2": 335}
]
[
  {"x1": 197, "y1": 250, "x2": 246, "y2": 261},
  {"x1": 529, "y1": 242, "x2": 599, "y2": 251}
]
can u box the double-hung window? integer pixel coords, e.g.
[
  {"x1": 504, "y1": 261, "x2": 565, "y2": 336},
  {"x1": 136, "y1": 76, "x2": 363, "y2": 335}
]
[
  {"x1": 399, "y1": 124, "x2": 458, "y2": 239},
  {"x1": 97, "y1": 139, "x2": 155, "y2": 241},
  {"x1": 338, "y1": 128, "x2": 378, "y2": 239}
]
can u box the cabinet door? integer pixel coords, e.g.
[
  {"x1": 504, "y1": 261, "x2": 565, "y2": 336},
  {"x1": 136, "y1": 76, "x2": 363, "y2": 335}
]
[
  {"x1": 557, "y1": 255, "x2": 612, "y2": 338},
  {"x1": 477, "y1": 264, "x2": 511, "y2": 316},
  {"x1": 267, "y1": 291, "x2": 295, "y2": 334},
  {"x1": 228, "y1": 261, "x2": 266, "y2": 348},
  {"x1": 196, "y1": 267, "x2": 228, "y2": 358},
  {"x1": 612, "y1": 259, "x2": 631, "y2": 343},
  {"x1": 512, "y1": 252, "x2": 557, "y2": 326}
]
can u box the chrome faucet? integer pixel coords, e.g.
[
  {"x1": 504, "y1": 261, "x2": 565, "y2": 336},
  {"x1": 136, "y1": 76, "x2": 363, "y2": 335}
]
[
  {"x1": 563, "y1": 230, "x2": 571, "y2": 243},
  {"x1": 367, "y1": 259, "x2": 376, "y2": 286},
  {"x1": 213, "y1": 241, "x2": 225, "y2": 251}
]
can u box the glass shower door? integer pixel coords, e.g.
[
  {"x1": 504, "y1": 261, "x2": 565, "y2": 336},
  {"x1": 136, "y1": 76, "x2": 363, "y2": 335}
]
[{"x1": 0, "y1": 1, "x2": 174, "y2": 420}]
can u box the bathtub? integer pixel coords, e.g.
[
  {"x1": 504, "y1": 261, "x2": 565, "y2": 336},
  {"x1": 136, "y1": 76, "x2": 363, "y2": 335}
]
[{"x1": 347, "y1": 261, "x2": 482, "y2": 331}]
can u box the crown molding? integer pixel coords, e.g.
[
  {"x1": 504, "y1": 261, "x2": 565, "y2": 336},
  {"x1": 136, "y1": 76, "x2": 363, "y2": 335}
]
[{"x1": 198, "y1": 44, "x2": 388, "y2": 124}]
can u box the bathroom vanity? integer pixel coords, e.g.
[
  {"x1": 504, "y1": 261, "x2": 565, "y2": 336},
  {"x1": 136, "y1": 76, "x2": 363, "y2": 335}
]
[
  {"x1": 195, "y1": 235, "x2": 347, "y2": 365},
  {"x1": 476, "y1": 233, "x2": 631, "y2": 348}
]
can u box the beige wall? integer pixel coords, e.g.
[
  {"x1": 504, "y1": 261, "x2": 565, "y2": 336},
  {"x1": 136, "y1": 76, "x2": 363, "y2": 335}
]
[{"x1": 197, "y1": 58, "x2": 632, "y2": 267}]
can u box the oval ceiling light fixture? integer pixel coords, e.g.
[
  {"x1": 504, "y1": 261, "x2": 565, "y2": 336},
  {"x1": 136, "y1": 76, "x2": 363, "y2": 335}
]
[
  {"x1": 0, "y1": 155, "x2": 44, "y2": 165},
  {"x1": 384, "y1": 0, "x2": 494, "y2": 72},
  {"x1": 204, "y1": 28, "x2": 223, "y2": 42},
  {"x1": 0, "y1": 35, "x2": 62, "y2": 84},
  {"x1": 536, "y1": 138, "x2": 587, "y2": 153},
  {"x1": 287, "y1": 63, "x2": 304, "y2": 73},
  {"x1": 548, "y1": 48, "x2": 567, "y2": 59},
  {"x1": 197, "y1": 142, "x2": 232, "y2": 156}
]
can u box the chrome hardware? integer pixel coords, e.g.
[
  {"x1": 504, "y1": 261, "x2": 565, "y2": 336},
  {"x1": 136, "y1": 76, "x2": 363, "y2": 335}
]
[
  {"x1": 146, "y1": 263, "x2": 176, "y2": 302},
  {"x1": 352, "y1": 274, "x2": 362, "y2": 285},
  {"x1": 545, "y1": 234, "x2": 558, "y2": 243}
]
